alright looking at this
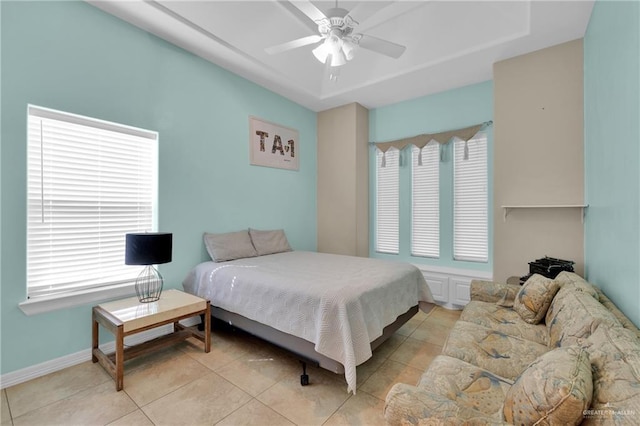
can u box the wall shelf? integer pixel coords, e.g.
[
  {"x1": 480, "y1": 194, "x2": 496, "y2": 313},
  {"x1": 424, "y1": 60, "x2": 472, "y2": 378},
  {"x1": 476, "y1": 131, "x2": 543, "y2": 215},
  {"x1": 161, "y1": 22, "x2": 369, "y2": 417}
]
[{"x1": 501, "y1": 204, "x2": 589, "y2": 222}]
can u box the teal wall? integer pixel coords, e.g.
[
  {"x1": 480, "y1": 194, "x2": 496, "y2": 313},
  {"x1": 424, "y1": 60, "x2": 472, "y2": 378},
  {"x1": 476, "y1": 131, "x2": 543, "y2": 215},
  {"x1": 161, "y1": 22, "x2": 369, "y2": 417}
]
[
  {"x1": 584, "y1": 0, "x2": 640, "y2": 326},
  {"x1": 368, "y1": 81, "x2": 494, "y2": 271},
  {"x1": 0, "y1": 1, "x2": 317, "y2": 374}
]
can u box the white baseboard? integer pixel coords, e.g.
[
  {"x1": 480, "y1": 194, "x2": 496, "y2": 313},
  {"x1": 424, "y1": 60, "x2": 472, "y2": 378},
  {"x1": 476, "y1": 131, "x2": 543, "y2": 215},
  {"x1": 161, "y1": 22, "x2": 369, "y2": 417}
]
[{"x1": 0, "y1": 317, "x2": 200, "y2": 389}]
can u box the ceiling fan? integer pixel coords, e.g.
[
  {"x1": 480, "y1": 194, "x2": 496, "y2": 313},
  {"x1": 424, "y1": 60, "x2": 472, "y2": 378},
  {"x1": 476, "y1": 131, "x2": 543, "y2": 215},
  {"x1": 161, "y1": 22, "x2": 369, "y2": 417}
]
[{"x1": 265, "y1": 1, "x2": 407, "y2": 76}]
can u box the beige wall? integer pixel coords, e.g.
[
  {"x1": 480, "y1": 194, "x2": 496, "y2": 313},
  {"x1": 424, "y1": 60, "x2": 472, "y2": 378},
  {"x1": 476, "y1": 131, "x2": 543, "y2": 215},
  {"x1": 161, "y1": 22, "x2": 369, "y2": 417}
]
[
  {"x1": 317, "y1": 103, "x2": 369, "y2": 256},
  {"x1": 493, "y1": 39, "x2": 585, "y2": 281}
]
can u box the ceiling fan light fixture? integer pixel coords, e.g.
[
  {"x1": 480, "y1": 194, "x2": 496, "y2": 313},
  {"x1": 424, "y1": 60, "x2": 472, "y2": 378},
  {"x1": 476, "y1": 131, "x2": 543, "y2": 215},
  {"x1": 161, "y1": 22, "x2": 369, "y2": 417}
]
[
  {"x1": 312, "y1": 42, "x2": 329, "y2": 63},
  {"x1": 342, "y1": 39, "x2": 356, "y2": 61},
  {"x1": 330, "y1": 51, "x2": 347, "y2": 67},
  {"x1": 312, "y1": 32, "x2": 347, "y2": 66}
]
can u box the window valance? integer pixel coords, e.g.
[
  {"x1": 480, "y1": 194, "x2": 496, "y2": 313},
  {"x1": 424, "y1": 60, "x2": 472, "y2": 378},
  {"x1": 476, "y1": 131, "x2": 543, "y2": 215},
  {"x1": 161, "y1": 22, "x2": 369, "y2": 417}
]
[{"x1": 372, "y1": 121, "x2": 491, "y2": 153}]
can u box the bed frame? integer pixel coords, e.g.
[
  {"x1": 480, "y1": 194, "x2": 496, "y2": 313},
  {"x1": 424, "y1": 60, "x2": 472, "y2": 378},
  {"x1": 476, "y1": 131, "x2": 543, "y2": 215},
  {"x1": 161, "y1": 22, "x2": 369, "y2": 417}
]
[{"x1": 202, "y1": 304, "x2": 420, "y2": 385}]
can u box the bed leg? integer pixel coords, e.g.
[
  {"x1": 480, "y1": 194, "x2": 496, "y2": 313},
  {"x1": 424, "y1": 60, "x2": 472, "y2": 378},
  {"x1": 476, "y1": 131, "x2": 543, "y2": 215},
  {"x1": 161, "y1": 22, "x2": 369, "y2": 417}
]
[
  {"x1": 198, "y1": 314, "x2": 205, "y2": 332},
  {"x1": 300, "y1": 361, "x2": 309, "y2": 386}
]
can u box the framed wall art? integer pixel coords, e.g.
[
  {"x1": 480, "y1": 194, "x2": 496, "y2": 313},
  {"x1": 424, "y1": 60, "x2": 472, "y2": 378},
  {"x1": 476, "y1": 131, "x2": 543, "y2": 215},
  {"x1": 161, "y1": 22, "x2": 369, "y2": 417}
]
[{"x1": 249, "y1": 116, "x2": 299, "y2": 171}]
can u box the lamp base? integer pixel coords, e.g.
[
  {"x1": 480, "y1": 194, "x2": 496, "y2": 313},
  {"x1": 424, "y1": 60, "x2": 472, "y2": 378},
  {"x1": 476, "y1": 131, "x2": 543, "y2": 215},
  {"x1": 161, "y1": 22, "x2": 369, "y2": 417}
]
[{"x1": 135, "y1": 265, "x2": 163, "y2": 303}]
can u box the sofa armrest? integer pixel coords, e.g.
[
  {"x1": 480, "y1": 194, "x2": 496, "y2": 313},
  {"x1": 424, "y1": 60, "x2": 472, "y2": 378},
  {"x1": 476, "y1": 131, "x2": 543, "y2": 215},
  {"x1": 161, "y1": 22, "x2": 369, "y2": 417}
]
[
  {"x1": 384, "y1": 383, "x2": 508, "y2": 425},
  {"x1": 470, "y1": 280, "x2": 521, "y2": 307}
]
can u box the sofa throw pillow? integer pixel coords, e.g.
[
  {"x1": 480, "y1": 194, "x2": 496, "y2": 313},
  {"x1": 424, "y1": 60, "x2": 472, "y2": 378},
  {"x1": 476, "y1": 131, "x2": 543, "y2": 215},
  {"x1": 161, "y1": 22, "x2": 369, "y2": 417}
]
[
  {"x1": 203, "y1": 230, "x2": 257, "y2": 262},
  {"x1": 249, "y1": 228, "x2": 292, "y2": 256},
  {"x1": 583, "y1": 326, "x2": 640, "y2": 423},
  {"x1": 554, "y1": 271, "x2": 599, "y2": 300},
  {"x1": 503, "y1": 346, "x2": 593, "y2": 425},
  {"x1": 513, "y1": 274, "x2": 560, "y2": 324}
]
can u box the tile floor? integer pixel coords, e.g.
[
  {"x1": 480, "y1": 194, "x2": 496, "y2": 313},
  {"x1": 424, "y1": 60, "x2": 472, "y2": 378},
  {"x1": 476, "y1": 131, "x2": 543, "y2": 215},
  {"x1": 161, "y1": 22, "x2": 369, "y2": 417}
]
[{"x1": 1, "y1": 306, "x2": 460, "y2": 426}]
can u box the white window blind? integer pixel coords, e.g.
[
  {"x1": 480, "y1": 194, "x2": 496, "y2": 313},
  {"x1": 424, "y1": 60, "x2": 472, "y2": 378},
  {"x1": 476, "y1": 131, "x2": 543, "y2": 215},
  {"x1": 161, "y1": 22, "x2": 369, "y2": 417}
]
[
  {"x1": 26, "y1": 105, "x2": 158, "y2": 298},
  {"x1": 453, "y1": 134, "x2": 488, "y2": 262},
  {"x1": 375, "y1": 148, "x2": 399, "y2": 254},
  {"x1": 411, "y1": 142, "x2": 439, "y2": 258}
]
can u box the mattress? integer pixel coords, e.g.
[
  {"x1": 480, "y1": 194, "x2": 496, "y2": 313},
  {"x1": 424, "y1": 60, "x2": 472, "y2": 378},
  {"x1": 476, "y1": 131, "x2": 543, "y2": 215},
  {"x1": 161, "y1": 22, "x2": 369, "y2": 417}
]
[{"x1": 182, "y1": 251, "x2": 434, "y2": 393}]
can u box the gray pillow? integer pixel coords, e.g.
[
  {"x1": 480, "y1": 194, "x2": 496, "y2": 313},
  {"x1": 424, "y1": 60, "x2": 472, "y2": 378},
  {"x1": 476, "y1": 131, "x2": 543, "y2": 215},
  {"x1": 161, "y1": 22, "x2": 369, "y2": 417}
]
[
  {"x1": 203, "y1": 230, "x2": 257, "y2": 262},
  {"x1": 249, "y1": 228, "x2": 292, "y2": 256}
]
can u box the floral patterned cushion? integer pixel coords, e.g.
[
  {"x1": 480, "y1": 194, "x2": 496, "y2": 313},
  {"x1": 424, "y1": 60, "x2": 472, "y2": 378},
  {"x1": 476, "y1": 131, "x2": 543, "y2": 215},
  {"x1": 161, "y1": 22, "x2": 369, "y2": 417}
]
[
  {"x1": 595, "y1": 288, "x2": 640, "y2": 340},
  {"x1": 417, "y1": 355, "x2": 514, "y2": 416},
  {"x1": 582, "y1": 326, "x2": 640, "y2": 425},
  {"x1": 513, "y1": 274, "x2": 560, "y2": 324},
  {"x1": 546, "y1": 289, "x2": 621, "y2": 348},
  {"x1": 555, "y1": 271, "x2": 600, "y2": 300},
  {"x1": 384, "y1": 383, "x2": 510, "y2": 425},
  {"x1": 443, "y1": 321, "x2": 549, "y2": 380},
  {"x1": 503, "y1": 346, "x2": 592, "y2": 425},
  {"x1": 470, "y1": 280, "x2": 521, "y2": 307},
  {"x1": 460, "y1": 301, "x2": 548, "y2": 345}
]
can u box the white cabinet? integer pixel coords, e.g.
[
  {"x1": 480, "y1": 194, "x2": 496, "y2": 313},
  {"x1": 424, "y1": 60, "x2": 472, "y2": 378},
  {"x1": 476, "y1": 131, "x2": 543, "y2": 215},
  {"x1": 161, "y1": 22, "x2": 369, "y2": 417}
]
[
  {"x1": 417, "y1": 265, "x2": 491, "y2": 309},
  {"x1": 450, "y1": 277, "x2": 472, "y2": 306},
  {"x1": 422, "y1": 273, "x2": 449, "y2": 304}
]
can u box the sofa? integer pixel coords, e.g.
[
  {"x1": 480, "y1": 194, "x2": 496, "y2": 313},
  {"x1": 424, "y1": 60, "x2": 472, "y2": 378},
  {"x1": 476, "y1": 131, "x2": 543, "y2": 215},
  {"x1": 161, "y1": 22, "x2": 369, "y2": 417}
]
[{"x1": 384, "y1": 271, "x2": 640, "y2": 425}]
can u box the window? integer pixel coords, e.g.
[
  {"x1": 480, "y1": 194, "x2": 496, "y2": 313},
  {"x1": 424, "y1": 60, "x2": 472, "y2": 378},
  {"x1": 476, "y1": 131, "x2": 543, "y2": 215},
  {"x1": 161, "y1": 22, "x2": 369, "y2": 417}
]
[
  {"x1": 453, "y1": 135, "x2": 488, "y2": 262},
  {"x1": 26, "y1": 105, "x2": 158, "y2": 299},
  {"x1": 411, "y1": 142, "x2": 439, "y2": 257},
  {"x1": 375, "y1": 148, "x2": 399, "y2": 254}
]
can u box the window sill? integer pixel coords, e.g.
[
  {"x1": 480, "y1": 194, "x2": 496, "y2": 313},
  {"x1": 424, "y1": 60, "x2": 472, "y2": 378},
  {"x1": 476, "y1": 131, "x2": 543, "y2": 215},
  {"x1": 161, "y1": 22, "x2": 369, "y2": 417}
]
[{"x1": 19, "y1": 284, "x2": 137, "y2": 316}]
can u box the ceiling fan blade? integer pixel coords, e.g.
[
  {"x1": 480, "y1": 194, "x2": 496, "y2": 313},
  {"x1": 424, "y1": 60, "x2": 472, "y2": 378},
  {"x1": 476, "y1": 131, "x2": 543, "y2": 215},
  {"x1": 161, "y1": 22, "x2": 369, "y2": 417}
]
[
  {"x1": 286, "y1": 0, "x2": 327, "y2": 25},
  {"x1": 277, "y1": 1, "x2": 324, "y2": 33},
  {"x1": 358, "y1": 34, "x2": 406, "y2": 59},
  {"x1": 355, "y1": 2, "x2": 428, "y2": 33},
  {"x1": 265, "y1": 35, "x2": 323, "y2": 55},
  {"x1": 343, "y1": 1, "x2": 383, "y2": 27}
]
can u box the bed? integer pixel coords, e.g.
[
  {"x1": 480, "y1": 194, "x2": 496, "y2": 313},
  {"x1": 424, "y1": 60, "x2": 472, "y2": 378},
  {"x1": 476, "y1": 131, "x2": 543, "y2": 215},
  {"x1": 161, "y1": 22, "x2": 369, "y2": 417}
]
[{"x1": 182, "y1": 249, "x2": 434, "y2": 393}]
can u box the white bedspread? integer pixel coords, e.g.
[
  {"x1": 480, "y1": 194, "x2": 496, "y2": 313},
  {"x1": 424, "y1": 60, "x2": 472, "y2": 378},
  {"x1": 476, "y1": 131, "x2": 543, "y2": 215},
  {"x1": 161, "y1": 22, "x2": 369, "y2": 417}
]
[{"x1": 182, "y1": 251, "x2": 434, "y2": 393}]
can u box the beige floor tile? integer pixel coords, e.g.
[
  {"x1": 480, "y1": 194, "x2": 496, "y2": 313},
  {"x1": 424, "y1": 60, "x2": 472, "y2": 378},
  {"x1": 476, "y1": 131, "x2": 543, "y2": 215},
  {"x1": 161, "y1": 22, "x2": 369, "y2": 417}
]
[
  {"x1": 345, "y1": 332, "x2": 408, "y2": 389},
  {"x1": 389, "y1": 338, "x2": 442, "y2": 371},
  {"x1": 122, "y1": 345, "x2": 183, "y2": 374},
  {"x1": 396, "y1": 315, "x2": 425, "y2": 337},
  {"x1": 1, "y1": 390, "x2": 11, "y2": 426},
  {"x1": 257, "y1": 367, "x2": 351, "y2": 426},
  {"x1": 355, "y1": 335, "x2": 399, "y2": 381},
  {"x1": 431, "y1": 306, "x2": 462, "y2": 321},
  {"x1": 409, "y1": 320, "x2": 453, "y2": 346},
  {"x1": 5, "y1": 361, "x2": 110, "y2": 418},
  {"x1": 215, "y1": 345, "x2": 300, "y2": 396},
  {"x1": 359, "y1": 359, "x2": 423, "y2": 401},
  {"x1": 107, "y1": 409, "x2": 154, "y2": 426},
  {"x1": 426, "y1": 317, "x2": 460, "y2": 330},
  {"x1": 216, "y1": 399, "x2": 294, "y2": 426},
  {"x1": 413, "y1": 306, "x2": 434, "y2": 319},
  {"x1": 354, "y1": 355, "x2": 387, "y2": 389},
  {"x1": 12, "y1": 381, "x2": 136, "y2": 426},
  {"x1": 180, "y1": 330, "x2": 258, "y2": 372},
  {"x1": 142, "y1": 372, "x2": 251, "y2": 426},
  {"x1": 123, "y1": 348, "x2": 212, "y2": 406},
  {"x1": 324, "y1": 392, "x2": 386, "y2": 426},
  {"x1": 371, "y1": 333, "x2": 407, "y2": 360}
]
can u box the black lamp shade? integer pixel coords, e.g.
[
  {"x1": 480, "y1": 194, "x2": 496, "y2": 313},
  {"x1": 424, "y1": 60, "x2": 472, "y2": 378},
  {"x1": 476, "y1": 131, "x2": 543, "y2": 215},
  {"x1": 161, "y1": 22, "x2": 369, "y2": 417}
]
[{"x1": 125, "y1": 233, "x2": 172, "y2": 265}]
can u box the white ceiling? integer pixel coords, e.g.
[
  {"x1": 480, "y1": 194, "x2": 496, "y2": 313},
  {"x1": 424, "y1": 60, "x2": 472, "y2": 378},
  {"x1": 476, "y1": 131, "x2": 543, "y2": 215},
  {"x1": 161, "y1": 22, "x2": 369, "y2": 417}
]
[{"x1": 88, "y1": 0, "x2": 594, "y2": 112}]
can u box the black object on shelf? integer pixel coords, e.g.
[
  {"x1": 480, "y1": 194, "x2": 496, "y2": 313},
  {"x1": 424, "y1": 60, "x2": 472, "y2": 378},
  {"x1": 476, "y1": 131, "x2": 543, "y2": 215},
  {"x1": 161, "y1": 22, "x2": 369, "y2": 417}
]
[{"x1": 520, "y1": 256, "x2": 575, "y2": 284}]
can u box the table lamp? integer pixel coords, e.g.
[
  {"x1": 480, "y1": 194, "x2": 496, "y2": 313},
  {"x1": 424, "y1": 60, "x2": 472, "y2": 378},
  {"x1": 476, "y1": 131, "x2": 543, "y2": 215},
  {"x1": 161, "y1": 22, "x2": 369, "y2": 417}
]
[{"x1": 125, "y1": 232, "x2": 172, "y2": 303}]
